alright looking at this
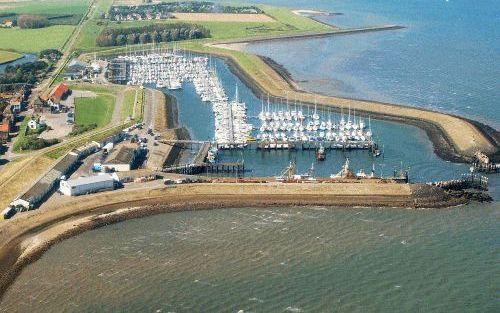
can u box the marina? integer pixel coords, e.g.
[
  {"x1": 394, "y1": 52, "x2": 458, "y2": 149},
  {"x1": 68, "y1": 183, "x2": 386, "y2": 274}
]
[
  {"x1": 0, "y1": 0, "x2": 499, "y2": 311},
  {"x1": 110, "y1": 47, "x2": 253, "y2": 148},
  {"x1": 109, "y1": 47, "x2": 379, "y2": 155}
]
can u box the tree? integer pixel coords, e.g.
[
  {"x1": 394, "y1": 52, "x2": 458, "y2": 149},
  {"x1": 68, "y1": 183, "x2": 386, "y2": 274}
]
[
  {"x1": 116, "y1": 34, "x2": 127, "y2": 45},
  {"x1": 161, "y1": 30, "x2": 171, "y2": 42},
  {"x1": 171, "y1": 28, "x2": 179, "y2": 41},
  {"x1": 17, "y1": 15, "x2": 49, "y2": 29},
  {"x1": 151, "y1": 30, "x2": 161, "y2": 43},
  {"x1": 126, "y1": 33, "x2": 137, "y2": 44},
  {"x1": 139, "y1": 32, "x2": 151, "y2": 44}
]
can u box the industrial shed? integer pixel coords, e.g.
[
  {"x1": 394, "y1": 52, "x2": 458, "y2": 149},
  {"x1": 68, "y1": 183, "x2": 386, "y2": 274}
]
[
  {"x1": 60, "y1": 174, "x2": 116, "y2": 196},
  {"x1": 12, "y1": 151, "x2": 80, "y2": 209},
  {"x1": 103, "y1": 145, "x2": 140, "y2": 172}
]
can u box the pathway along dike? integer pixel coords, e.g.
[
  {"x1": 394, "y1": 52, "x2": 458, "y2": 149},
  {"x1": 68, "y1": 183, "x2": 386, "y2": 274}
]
[{"x1": 0, "y1": 181, "x2": 469, "y2": 301}]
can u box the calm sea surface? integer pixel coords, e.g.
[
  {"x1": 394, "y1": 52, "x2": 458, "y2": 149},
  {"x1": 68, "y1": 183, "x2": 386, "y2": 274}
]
[
  {"x1": 241, "y1": 0, "x2": 500, "y2": 128},
  {"x1": 1, "y1": 1, "x2": 499, "y2": 311},
  {"x1": 1, "y1": 204, "x2": 498, "y2": 312}
]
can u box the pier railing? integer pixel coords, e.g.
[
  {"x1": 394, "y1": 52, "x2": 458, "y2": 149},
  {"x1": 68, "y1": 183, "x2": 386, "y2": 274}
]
[
  {"x1": 161, "y1": 162, "x2": 245, "y2": 175},
  {"x1": 428, "y1": 174, "x2": 488, "y2": 191}
]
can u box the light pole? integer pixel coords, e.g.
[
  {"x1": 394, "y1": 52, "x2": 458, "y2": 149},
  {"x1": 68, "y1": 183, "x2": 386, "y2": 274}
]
[{"x1": 469, "y1": 166, "x2": 475, "y2": 185}]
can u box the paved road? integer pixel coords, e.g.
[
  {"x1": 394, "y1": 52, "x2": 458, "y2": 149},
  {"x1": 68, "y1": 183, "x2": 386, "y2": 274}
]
[{"x1": 143, "y1": 88, "x2": 154, "y2": 130}]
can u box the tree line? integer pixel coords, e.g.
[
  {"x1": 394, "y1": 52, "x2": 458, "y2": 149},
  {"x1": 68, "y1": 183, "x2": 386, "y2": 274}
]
[
  {"x1": 109, "y1": 1, "x2": 263, "y2": 17},
  {"x1": 96, "y1": 24, "x2": 210, "y2": 47},
  {"x1": 0, "y1": 61, "x2": 49, "y2": 92},
  {"x1": 17, "y1": 15, "x2": 49, "y2": 29}
]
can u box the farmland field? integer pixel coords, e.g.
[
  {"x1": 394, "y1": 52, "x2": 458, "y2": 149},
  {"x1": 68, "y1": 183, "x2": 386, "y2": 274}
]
[
  {"x1": 0, "y1": 25, "x2": 75, "y2": 53},
  {"x1": 0, "y1": 0, "x2": 89, "y2": 15},
  {"x1": 75, "y1": 94, "x2": 115, "y2": 127},
  {"x1": 0, "y1": 50, "x2": 23, "y2": 64},
  {"x1": 74, "y1": 3, "x2": 331, "y2": 51},
  {"x1": 171, "y1": 13, "x2": 275, "y2": 22}
]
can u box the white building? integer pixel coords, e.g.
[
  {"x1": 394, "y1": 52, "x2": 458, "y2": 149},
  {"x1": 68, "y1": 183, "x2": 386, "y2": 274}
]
[
  {"x1": 103, "y1": 145, "x2": 139, "y2": 172},
  {"x1": 59, "y1": 174, "x2": 115, "y2": 196},
  {"x1": 27, "y1": 119, "x2": 38, "y2": 130}
]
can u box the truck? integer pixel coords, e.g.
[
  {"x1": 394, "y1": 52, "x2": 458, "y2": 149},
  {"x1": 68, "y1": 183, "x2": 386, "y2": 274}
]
[{"x1": 2, "y1": 206, "x2": 17, "y2": 220}]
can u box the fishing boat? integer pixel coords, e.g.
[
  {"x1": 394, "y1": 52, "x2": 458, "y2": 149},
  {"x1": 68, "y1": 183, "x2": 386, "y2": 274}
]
[{"x1": 316, "y1": 144, "x2": 326, "y2": 161}]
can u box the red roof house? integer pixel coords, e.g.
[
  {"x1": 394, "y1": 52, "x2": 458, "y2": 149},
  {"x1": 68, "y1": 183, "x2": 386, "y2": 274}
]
[
  {"x1": 48, "y1": 83, "x2": 70, "y2": 103},
  {"x1": 0, "y1": 122, "x2": 10, "y2": 143}
]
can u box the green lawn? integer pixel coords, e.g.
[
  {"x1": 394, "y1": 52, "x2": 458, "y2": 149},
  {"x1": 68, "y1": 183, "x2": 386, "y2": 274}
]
[
  {"x1": 12, "y1": 116, "x2": 30, "y2": 152},
  {"x1": 69, "y1": 82, "x2": 120, "y2": 94},
  {"x1": 0, "y1": 50, "x2": 23, "y2": 64},
  {"x1": 75, "y1": 94, "x2": 115, "y2": 127},
  {"x1": 0, "y1": 25, "x2": 75, "y2": 53}
]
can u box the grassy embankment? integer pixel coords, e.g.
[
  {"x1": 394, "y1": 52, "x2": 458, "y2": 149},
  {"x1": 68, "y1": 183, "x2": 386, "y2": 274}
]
[
  {"x1": 0, "y1": 50, "x2": 23, "y2": 64},
  {"x1": 122, "y1": 88, "x2": 143, "y2": 120}
]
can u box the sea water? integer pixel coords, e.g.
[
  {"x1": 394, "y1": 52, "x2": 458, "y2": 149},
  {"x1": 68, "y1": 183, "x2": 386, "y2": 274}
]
[
  {"x1": 1, "y1": 1, "x2": 498, "y2": 311},
  {"x1": 1, "y1": 204, "x2": 498, "y2": 312},
  {"x1": 239, "y1": 0, "x2": 500, "y2": 128}
]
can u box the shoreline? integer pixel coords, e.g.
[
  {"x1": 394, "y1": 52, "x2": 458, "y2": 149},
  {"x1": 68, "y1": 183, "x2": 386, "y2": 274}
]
[
  {"x1": 211, "y1": 25, "x2": 405, "y2": 46},
  {"x1": 0, "y1": 52, "x2": 24, "y2": 66},
  {"x1": 257, "y1": 56, "x2": 500, "y2": 162},
  {"x1": 195, "y1": 47, "x2": 498, "y2": 162},
  {"x1": 0, "y1": 182, "x2": 467, "y2": 301}
]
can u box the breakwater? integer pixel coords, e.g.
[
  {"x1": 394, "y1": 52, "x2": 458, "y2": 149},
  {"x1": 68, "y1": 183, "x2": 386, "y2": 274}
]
[
  {"x1": 195, "y1": 44, "x2": 498, "y2": 163},
  {"x1": 212, "y1": 25, "x2": 405, "y2": 45},
  {"x1": 0, "y1": 181, "x2": 468, "y2": 301}
]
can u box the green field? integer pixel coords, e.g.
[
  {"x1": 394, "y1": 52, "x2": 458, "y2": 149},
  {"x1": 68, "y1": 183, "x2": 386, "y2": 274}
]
[
  {"x1": 74, "y1": 2, "x2": 333, "y2": 51},
  {"x1": 75, "y1": 94, "x2": 115, "y2": 127},
  {"x1": 0, "y1": 0, "x2": 89, "y2": 15},
  {"x1": 0, "y1": 50, "x2": 23, "y2": 64},
  {"x1": 0, "y1": 25, "x2": 75, "y2": 53}
]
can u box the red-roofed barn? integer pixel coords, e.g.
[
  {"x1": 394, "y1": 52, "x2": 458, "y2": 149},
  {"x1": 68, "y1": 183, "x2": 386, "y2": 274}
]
[{"x1": 48, "y1": 83, "x2": 70, "y2": 103}]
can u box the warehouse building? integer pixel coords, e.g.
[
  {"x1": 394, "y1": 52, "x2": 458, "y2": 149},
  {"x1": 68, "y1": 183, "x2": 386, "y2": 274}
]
[
  {"x1": 60, "y1": 174, "x2": 116, "y2": 196},
  {"x1": 11, "y1": 151, "x2": 80, "y2": 209},
  {"x1": 103, "y1": 144, "x2": 141, "y2": 172}
]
